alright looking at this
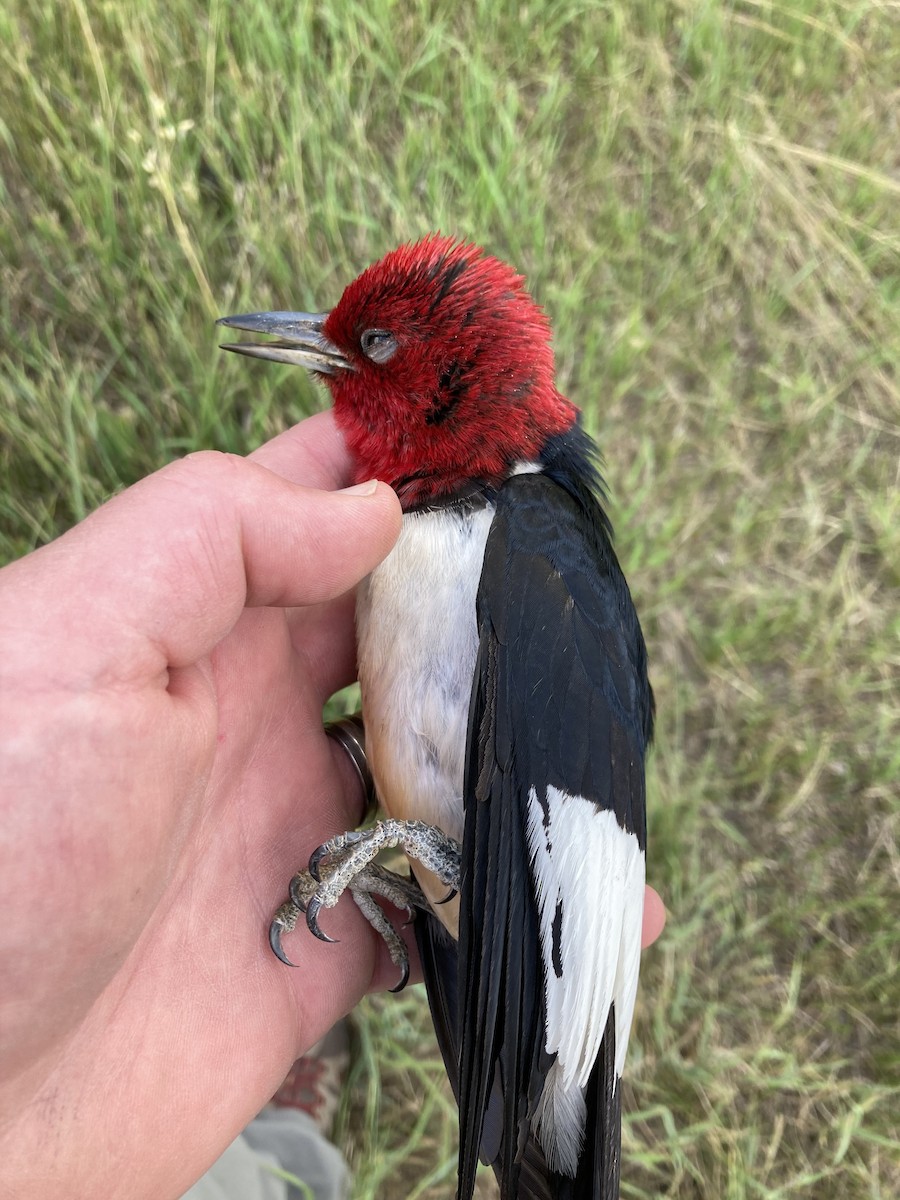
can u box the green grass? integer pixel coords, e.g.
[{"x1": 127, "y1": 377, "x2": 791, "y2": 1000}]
[{"x1": 2, "y1": 1, "x2": 898, "y2": 1196}]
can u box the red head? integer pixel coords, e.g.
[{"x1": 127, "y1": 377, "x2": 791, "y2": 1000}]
[{"x1": 219, "y1": 236, "x2": 578, "y2": 507}]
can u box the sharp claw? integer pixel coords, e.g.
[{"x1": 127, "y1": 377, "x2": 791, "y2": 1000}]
[
  {"x1": 306, "y1": 897, "x2": 339, "y2": 943},
  {"x1": 402, "y1": 905, "x2": 417, "y2": 928},
  {"x1": 389, "y1": 956, "x2": 410, "y2": 993},
  {"x1": 308, "y1": 845, "x2": 328, "y2": 883},
  {"x1": 436, "y1": 888, "x2": 457, "y2": 905},
  {"x1": 269, "y1": 917, "x2": 298, "y2": 967}
]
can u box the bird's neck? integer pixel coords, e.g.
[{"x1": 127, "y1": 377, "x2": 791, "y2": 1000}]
[{"x1": 334, "y1": 389, "x2": 580, "y2": 511}]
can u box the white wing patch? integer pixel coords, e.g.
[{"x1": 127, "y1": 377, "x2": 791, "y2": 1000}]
[{"x1": 526, "y1": 785, "x2": 645, "y2": 1085}]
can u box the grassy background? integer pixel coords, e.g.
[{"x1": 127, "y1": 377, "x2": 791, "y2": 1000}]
[{"x1": 2, "y1": 1, "x2": 898, "y2": 1196}]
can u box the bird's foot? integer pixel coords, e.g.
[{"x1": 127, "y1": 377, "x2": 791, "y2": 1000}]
[{"x1": 270, "y1": 820, "x2": 461, "y2": 992}]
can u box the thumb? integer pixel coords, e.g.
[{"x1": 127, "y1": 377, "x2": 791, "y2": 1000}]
[{"x1": 3, "y1": 451, "x2": 401, "y2": 673}]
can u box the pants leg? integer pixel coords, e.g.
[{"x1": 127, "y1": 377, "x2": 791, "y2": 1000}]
[{"x1": 181, "y1": 1109, "x2": 350, "y2": 1200}]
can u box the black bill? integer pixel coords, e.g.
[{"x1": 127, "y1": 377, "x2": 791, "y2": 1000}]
[{"x1": 217, "y1": 311, "x2": 351, "y2": 375}]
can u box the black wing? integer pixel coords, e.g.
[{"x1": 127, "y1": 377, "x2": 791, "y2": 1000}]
[{"x1": 419, "y1": 447, "x2": 653, "y2": 1200}]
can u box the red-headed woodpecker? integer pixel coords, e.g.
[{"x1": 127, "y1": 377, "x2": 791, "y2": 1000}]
[{"x1": 219, "y1": 235, "x2": 655, "y2": 1200}]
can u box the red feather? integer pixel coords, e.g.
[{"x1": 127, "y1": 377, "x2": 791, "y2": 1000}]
[{"x1": 320, "y1": 235, "x2": 577, "y2": 506}]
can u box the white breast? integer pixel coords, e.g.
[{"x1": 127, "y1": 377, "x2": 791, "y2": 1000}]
[{"x1": 356, "y1": 505, "x2": 495, "y2": 851}]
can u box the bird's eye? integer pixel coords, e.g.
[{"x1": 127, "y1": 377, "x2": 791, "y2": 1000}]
[{"x1": 360, "y1": 329, "x2": 397, "y2": 364}]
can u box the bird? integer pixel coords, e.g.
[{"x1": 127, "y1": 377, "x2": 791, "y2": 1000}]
[{"x1": 218, "y1": 235, "x2": 655, "y2": 1200}]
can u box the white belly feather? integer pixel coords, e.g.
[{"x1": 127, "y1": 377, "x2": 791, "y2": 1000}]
[{"x1": 356, "y1": 505, "x2": 494, "y2": 919}]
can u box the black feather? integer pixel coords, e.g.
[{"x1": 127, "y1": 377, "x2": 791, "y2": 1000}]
[
  {"x1": 447, "y1": 432, "x2": 653, "y2": 1200},
  {"x1": 414, "y1": 430, "x2": 652, "y2": 1200}
]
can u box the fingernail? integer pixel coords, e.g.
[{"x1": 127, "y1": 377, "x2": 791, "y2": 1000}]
[{"x1": 340, "y1": 479, "x2": 379, "y2": 497}]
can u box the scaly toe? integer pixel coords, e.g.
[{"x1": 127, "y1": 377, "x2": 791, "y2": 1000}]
[{"x1": 289, "y1": 874, "x2": 311, "y2": 911}]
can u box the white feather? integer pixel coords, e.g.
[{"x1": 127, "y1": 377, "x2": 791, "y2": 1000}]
[
  {"x1": 531, "y1": 1059, "x2": 587, "y2": 1175},
  {"x1": 526, "y1": 786, "x2": 645, "y2": 1084},
  {"x1": 356, "y1": 506, "x2": 494, "y2": 846}
]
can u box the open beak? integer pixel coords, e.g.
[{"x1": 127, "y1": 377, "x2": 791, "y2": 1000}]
[{"x1": 217, "y1": 311, "x2": 352, "y2": 375}]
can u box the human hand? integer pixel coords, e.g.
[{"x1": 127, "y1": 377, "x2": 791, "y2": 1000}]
[
  {"x1": 0, "y1": 413, "x2": 403, "y2": 1198},
  {"x1": 0, "y1": 409, "x2": 665, "y2": 1199}
]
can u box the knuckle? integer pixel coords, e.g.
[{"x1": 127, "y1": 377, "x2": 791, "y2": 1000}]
[{"x1": 169, "y1": 449, "x2": 247, "y2": 490}]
